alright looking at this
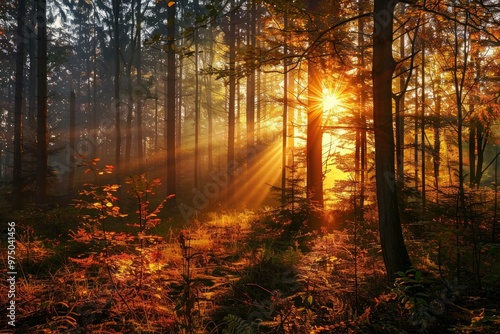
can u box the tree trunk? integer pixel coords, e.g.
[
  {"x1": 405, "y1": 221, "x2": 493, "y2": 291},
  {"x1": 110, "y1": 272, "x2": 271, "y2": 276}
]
[
  {"x1": 226, "y1": 0, "x2": 236, "y2": 206},
  {"x1": 125, "y1": 80, "x2": 133, "y2": 166},
  {"x1": 414, "y1": 67, "x2": 419, "y2": 189},
  {"x1": 28, "y1": 22, "x2": 37, "y2": 123},
  {"x1": 69, "y1": 90, "x2": 76, "y2": 194},
  {"x1": 358, "y1": 0, "x2": 367, "y2": 212},
  {"x1": 494, "y1": 149, "x2": 498, "y2": 243},
  {"x1": 113, "y1": 0, "x2": 121, "y2": 181},
  {"x1": 287, "y1": 69, "x2": 295, "y2": 169},
  {"x1": 92, "y1": 11, "x2": 98, "y2": 158},
  {"x1": 125, "y1": 0, "x2": 137, "y2": 171},
  {"x1": 373, "y1": 0, "x2": 412, "y2": 281},
  {"x1": 453, "y1": 7, "x2": 469, "y2": 216},
  {"x1": 475, "y1": 122, "x2": 487, "y2": 186},
  {"x1": 166, "y1": 0, "x2": 177, "y2": 207},
  {"x1": 36, "y1": 0, "x2": 48, "y2": 205},
  {"x1": 433, "y1": 96, "x2": 441, "y2": 200},
  {"x1": 13, "y1": 0, "x2": 26, "y2": 210},
  {"x1": 246, "y1": 0, "x2": 256, "y2": 168},
  {"x1": 421, "y1": 37, "x2": 426, "y2": 212},
  {"x1": 395, "y1": 3, "x2": 405, "y2": 184},
  {"x1": 136, "y1": 0, "x2": 144, "y2": 172},
  {"x1": 205, "y1": 25, "x2": 214, "y2": 171},
  {"x1": 194, "y1": 13, "x2": 200, "y2": 188},
  {"x1": 282, "y1": 5, "x2": 288, "y2": 204},
  {"x1": 306, "y1": 0, "x2": 324, "y2": 228},
  {"x1": 469, "y1": 116, "x2": 476, "y2": 186}
]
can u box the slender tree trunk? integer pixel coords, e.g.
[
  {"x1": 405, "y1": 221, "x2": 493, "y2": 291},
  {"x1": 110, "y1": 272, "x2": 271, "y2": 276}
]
[
  {"x1": 113, "y1": 0, "x2": 121, "y2": 181},
  {"x1": 13, "y1": 0, "x2": 26, "y2": 210},
  {"x1": 469, "y1": 115, "x2": 476, "y2": 187},
  {"x1": 176, "y1": 48, "x2": 182, "y2": 186},
  {"x1": 69, "y1": 90, "x2": 76, "y2": 194},
  {"x1": 255, "y1": 8, "x2": 263, "y2": 145},
  {"x1": 287, "y1": 69, "x2": 295, "y2": 169},
  {"x1": 28, "y1": 23, "x2": 37, "y2": 123},
  {"x1": 395, "y1": 3, "x2": 405, "y2": 184},
  {"x1": 92, "y1": 9, "x2": 98, "y2": 158},
  {"x1": 475, "y1": 123, "x2": 487, "y2": 186},
  {"x1": 36, "y1": 0, "x2": 48, "y2": 205},
  {"x1": 494, "y1": 148, "x2": 498, "y2": 243},
  {"x1": 125, "y1": 0, "x2": 137, "y2": 170},
  {"x1": 154, "y1": 74, "x2": 158, "y2": 151},
  {"x1": 194, "y1": 19, "x2": 200, "y2": 188},
  {"x1": 136, "y1": 0, "x2": 144, "y2": 172},
  {"x1": 414, "y1": 67, "x2": 419, "y2": 189},
  {"x1": 421, "y1": 36, "x2": 426, "y2": 212},
  {"x1": 306, "y1": 0, "x2": 324, "y2": 226},
  {"x1": 125, "y1": 81, "x2": 133, "y2": 165},
  {"x1": 373, "y1": 0, "x2": 411, "y2": 281},
  {"x1": 206, "y1": 29, "x2": 214, "y2": 171},
  {"x1": 433, "y1": 96, "x2": 441, "y2": 201},
  {"x1": 227, "y1": 0, "x2": 236, "y2": 206},
  {"x1": 453, "y1": 7, "x2": 469, "y2": 216},
  {"x1": 358, "y1": 0, "x2": 367, "y2": 211},
  {"x1": 166, "y1": 0, "x2": 177, "y2": 206},
  {"x1": 282, "y1": 7, "x2": 288, "y2": 204},
  {"x1": 246, "y1": 0, "x2": 256, "y2": 168}
]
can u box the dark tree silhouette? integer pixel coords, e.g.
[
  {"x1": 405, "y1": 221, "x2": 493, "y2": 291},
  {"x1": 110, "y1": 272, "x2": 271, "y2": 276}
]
[
  {"x1": 166, "y1": 0, "x2": 177, "y2": 207},
  {"x1": 306, "y1": 0, "x2": 324, "y2": 228},
  {"x1": 36, "y1": 0, "x2": 48, "y2": 205},
  {"x1": 13, "y1": 0, "x2": 26, "y2": 210},
  {"x1": 372, "y1": 0, "x2": 412, "y2": 281}
]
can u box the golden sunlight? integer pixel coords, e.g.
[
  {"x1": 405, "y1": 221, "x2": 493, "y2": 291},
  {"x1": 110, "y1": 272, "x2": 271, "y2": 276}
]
[{"x1": 322, "y1": 92, "x2": 343, "y2": 111}]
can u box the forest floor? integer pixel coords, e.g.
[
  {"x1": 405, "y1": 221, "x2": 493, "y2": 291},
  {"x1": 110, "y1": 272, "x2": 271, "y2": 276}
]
[{"x1": 1, "y1": 204, "x2": 499, "y2": 333}]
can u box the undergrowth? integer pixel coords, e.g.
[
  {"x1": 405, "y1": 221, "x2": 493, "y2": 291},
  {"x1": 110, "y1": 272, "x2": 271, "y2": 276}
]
[{"x1": 1, "y1": 164, "x2": 499, "y2": 333}]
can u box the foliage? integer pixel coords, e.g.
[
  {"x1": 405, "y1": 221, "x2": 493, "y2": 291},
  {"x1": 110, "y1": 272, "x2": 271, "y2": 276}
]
[
  {"x1": 222, "y1": 314, "x2": 260, "y2": 334},
  {"x1": 394, "y1": 268, "x2": 434, "y2": 331}
]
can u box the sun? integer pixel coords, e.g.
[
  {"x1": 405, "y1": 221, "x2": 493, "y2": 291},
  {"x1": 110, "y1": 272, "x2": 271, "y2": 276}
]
[
  {"x1": 322, "y1": 82, "x2": 349, "y2": 112},
  {"x1": 322, "y1": 92, "x2": 342, "y2": 111}
]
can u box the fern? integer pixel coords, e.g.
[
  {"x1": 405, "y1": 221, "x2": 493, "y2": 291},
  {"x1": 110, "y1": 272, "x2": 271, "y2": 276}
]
[{"x1": 222, "y1": 314, "x2": 255, "y2": 334}]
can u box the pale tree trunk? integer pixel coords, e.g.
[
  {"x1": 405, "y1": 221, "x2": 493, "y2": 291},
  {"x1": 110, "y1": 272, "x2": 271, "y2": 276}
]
[{"x1": 373, "y1": 0, "x2": 412, "y2": 281}]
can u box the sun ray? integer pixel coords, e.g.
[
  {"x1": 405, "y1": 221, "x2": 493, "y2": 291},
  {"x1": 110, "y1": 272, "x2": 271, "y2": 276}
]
[{"x1": 231, "y1": 141, "x2": 283, "y2": 208}]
